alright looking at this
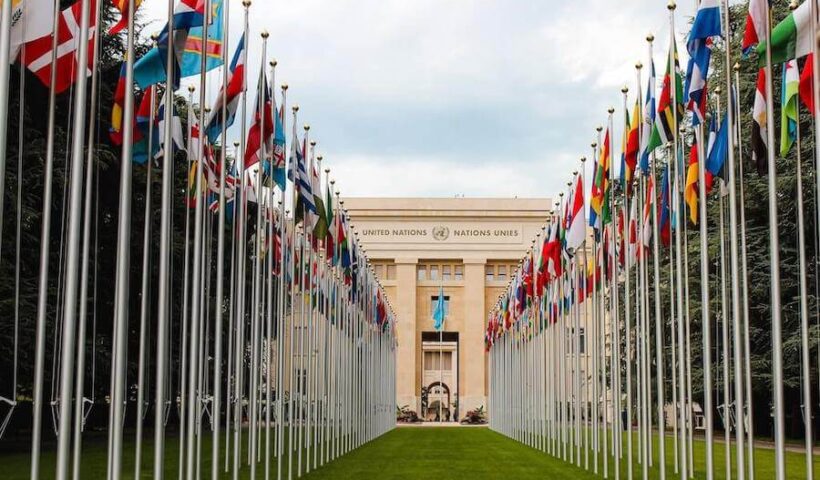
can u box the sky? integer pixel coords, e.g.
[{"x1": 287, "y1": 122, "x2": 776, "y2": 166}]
[{"x1": 142, "y1": 0, "x2": 698, "y2": 199}]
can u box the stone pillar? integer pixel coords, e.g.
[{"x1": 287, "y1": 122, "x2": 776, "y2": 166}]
[
  {"x1": 394, "y1": 258, "x2": 418, "y2": 413},
  {"x1": 461, "y1": 258, "x2": 486, "y2": 416}
]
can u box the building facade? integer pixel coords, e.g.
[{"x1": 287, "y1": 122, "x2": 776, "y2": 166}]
[{"x1": 345, "y1": 197, "x2": 551, "y2": 421}]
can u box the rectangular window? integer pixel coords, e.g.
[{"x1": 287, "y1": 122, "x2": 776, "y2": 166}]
[
  {"x1": 417, "y1": 265, "x2": 427, "y2": 281},
  {"x1": 441, "y1": 351, "x2": 452, "y2": 370},
  {"x1": 374, "y1": 264, "x2": 384, "y2": 278},
  {"x1": 429, "y1": 265, "x2": 439, "y2": 281},
  {"x1": 579, "y1": 328, "x2": 586, "y2": 354},
  {"x1": 431, "y1": 296, "x2": 450, "y2": 317},
  {"x1": 386, "y1": 264, "x2": 396, "y2": 280},
  {"x1": 485, "y1": 265, "x2": 494, "y2": 282},
  {"x1": 442, "y1": 265, "x2": 451, "y2": 280},
  {"x1": 454, "y1": 265, "x2": 463, "y2": 280},
  {"x1": 497, "y1": 265, "x2": 507, "y2": 281}
]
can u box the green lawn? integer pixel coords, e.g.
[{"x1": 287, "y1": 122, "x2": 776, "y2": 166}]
[{"x1": 0, "y1": 426, "x2": 816, "y2": 479}]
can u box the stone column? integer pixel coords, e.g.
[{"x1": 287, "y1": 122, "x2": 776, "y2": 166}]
[
  {"x1": 394, "y1": 258, "x2": 418, "y2": 414},
  {"x1": 462, "y1": 258, "x2": 486, "y2": 416}
]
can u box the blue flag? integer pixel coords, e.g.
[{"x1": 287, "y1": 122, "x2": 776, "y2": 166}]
[
  {"x1": 180, "y1": 0, "x2": 225, "y2": 76},
  {"x1": 432, "y1": 286, "x2": 446, "y2": 331}
]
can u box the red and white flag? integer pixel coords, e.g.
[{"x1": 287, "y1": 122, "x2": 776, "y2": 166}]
[
  {"x1": 741, "y1": 0, "x2": 766, "y2": 54},
  {"x1": 564, "y1": 174, "x2": 586, "y2": 252},
  {"x1": 20, "y1": 0, "x2": 96, "y2": 94}
]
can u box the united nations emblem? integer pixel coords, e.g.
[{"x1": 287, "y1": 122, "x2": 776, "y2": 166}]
[{"x1": 432, "y1": 226, "x2": 450, "y2": 241}]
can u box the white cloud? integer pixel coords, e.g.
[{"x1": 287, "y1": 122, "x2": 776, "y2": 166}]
[{"x1": 140, "y1": 0, "x2": 698, "y2": 199}]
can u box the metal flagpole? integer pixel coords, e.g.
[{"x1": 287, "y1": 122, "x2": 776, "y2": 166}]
[
  {"x1": 29, "y1": 0, "x2": 63, "y2": 475},
  {"x1": 153, "y1": 0, "x2": 179, "y2": 472},
  {"x1": 106, "y1": 0, "x2": 138, "y2": 474},
  {"x1": 733, "y1": 62, "x2": 755, "y2": 480},
  {"x1": 277, "y1": 84, "x2": 289, "y2": 480},
  {"x1": 0, "y1": 0, "x2": 15, "y2": 263},
  {"x1": 622, "y1": 86, "x2": 634, "y2": 480},
  {"x1": 212, "y1": 0, "x2": 231, "y2": 476},
  {"x1": 762, "y1": 3, "x2": 786, "y2": 478},
  {"x1": 71, "y1": 0, "x2": 105, "y2": 474},
  {"x1": 134, "y1": 85, "x2": 157, "y2": 480}
]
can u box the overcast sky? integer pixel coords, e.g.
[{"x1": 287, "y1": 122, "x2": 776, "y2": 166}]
[{"x1": 143, "y1": 0, "x2": 697, "y2": 199}]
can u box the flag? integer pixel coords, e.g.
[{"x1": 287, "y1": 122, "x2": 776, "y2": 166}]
[
  {"x1": 155, "y1": 98, "x2": 186, "y2": 160},
  {"x1": 800, "y1": 53, "x2": 815, "y2": 112},
  {"x1": 781, "y1": 59, "x2": 800, "y2": 156},
  {"x1": 624, "y1": 100, "x2": 640, "y2": 190},
  {"x1": 432, "y1": 287, "x2": 445, "y2": 332},
  {"x1": 132, "y1": 86, "x2": 155, "y2": 164},
  {"x1": 685, "y1": 0, "x2": 720, "y2": 125},
  {"x1": 628, "y1": 195, "x2": 638, "y2": 263},
  {"x1": 324, "y1": 183, "x2": 335, "y2": 260},
  {"x1": 565, "y1": 174, "x2": 586, "y2": 252},
  {"x1": 536, "y1": 231, "x2": 550, "y2": 295},
  {"x1": 590, "y1": 127, "x2": 611, "y2": 227},
  {"x1": 639, "y1": 57, "x2": 656, "y2": 174},
  {"x1": 311, "y1": 161, "x2": 328, "y2": 239},
  {"x1": 706, "y1": 112, "x2": 729, "y2": 183},
  {"x1": 272, "y1": 97, "x2": 286, "y2": 190},
  {"x1": 647, "y1": 41, "x2": 684, "y2": 151},
  {"x1": 110, "y1": 62, "x2": 128, "y2": 145},
  {"x1": 546, "y1": 218, "x2": 562, "y2": 278},
  {"x1": 110, "y1": 0, "x2": 144, "y2": 34},
  {"x1": 659, "y1": 165, "x2": 671, "y2": 247},
  {"x1": 21, "y1": 0, "x2": 96, "y2": 94},
  {"x1": 10, "y1": 0, "x2": 55, "y2": 58},
  {"x1": 180, "y1": 0, "x2": 225, "y2": 76},
  {"x1": 204, "y1": 33, "x2": 245, "y2": 142},
  {"x1": 751, "y1": 68, "x2": 768, "y2": 175},
  {"x1": 288, "y1": 126, "x2": 317, "y2": 224},
  {"x1": 684, "y1": 141, "x2": 699, "y2": 225},
  {"x1": 742, "y1": 0, "x2": 767, "y2": 55},
  {"x1": 641, "y1": 175, "x2": 654, "y2": 251},
  {"x1": 134, "y1": 0, "x2": 206, "y2": 89},
  {"x1": 245, "y1": 66, "x2": 273, "y2": 168},
  {"x1": 757, "y1": 1, "x2": 812, "y2": 64}
]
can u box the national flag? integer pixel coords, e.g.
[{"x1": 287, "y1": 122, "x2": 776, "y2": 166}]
[
  {"x1": 10, "y1": 0, "x2": 55, "y2": 58},
  {"x1": 21, "y1": 0, "x2": 96, "y2": 94},
  {"x1": 565, "y1": 174, "x2": 586, "y2": 252},
  {"x1": 590, "y1": 127, "x2": 611, "y2": 227},
  {"x1": 756, "y1": 1, "x2": 812, "y2": 64},
  {"x1": 245, "y1": 66, "x2": 273, "y2": 168},
  {"x1": 623, "y1": 100, "x2": 640, "y2": 191},
  {"x1": 324, "y1": 183, "x2": 335, "y2": 260},
  {"x1": 628, "y1": 195, "x2": 638, "y2": 263},
  {"x1": 800, "y1": 53, "x2": 815, "y2": 112},
  {"x1": 659, "y1": 165, "x2": 671, "y2": 247},
  {"x1": 536, "y1": 231, "x2": 550, "y2": 295},
  {"x1": 271, "y1": 96, "x2": 286, "y2": 191},
  {"x1": 685, "y1": 0, "x2": 721, "y2": 125},
  {"x1": 751, "y1": 68, "x2": 768, "y2": 175},
  {"x1": 706, "y1": 111, "x2": 729, "y2": 183},
  {"x1": 684, "y1": 141, "x2": 699, "y2": 225},
  {"x1": 155, "y1": 98, "x2": 186, "y2": 160},
  {"x1": 311, "y1": 160, "x2": 328, "y2": 239},
  {"x1": 134, "y1": 0, "x2": 206, "y2": 88},
  {"x1": 180, "y1": 0, "x2": 225, "y2": 76},
  {"x1": 742, "y1": 0, "x2": 767, "y2": 55},
  {"x1": 110, "y1": 0, "x2": 144, "y2": 34},
  {"x1": 132, "y1": 86, "x2": 155, "y2": 164},
  {"x1": 204, "y1": 33, "x2": 245, "y2": 142},
  {"x1": 110, "y1": 62, "x2": 128, "y2": 146},
  {"x1": 546, "y1": 217, "x2": 562, "y2": 279},
  {"x1": 641, "y1": 175, "x2": 654, "y2": 251},
  {"x1": 288, "y1": 126, "x2": 317, "y2": 224},
  {"x1": 639, "y1": 57, "x2": 656, "y2": 174},
  {"x1": 647, "y1": 41, "x2": 684, "y2": 151},
  {"x1": 780, "y1": 59, "x2": 800, "y2": 156}
]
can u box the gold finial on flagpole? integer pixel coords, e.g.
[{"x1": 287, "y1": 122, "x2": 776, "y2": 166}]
[{"x1": 667, "y1": 1, "x2": 676, "y2": 11}]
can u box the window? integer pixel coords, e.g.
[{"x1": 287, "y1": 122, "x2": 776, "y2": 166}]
[
  {"x1": 485, "y1": 265, "x2": 494, "y2": 282},
  {"x1": 386, "y1": 264, "x2": 396, "y2": 280},
  {"x1": 442, "y1": 265, "x2": 451, "y2": 280},
  {"x1": 429, "y1": 265, "x2": 439, "y2": 281},
  {"x1": 374, "y1": 264, "x2": 384, "y2": 278},
  {"x1": 417, "y1": 265, "x2": 427, "y2": 281},
  {"x1": 431, "y1": 295, "x2": 450, "y2": 317},
  {"x1": 579, "y1": 328, "x2": 586, "y2": 354},
  {"x1": 496, "y1": 265, "x2": 507, "y2": 281},
  {"x1": 424, "y1": 351, "x2": 452, "y2": 371},
  {"x1": 454, "y1": 265, "x2": 463, "y2": 280}
]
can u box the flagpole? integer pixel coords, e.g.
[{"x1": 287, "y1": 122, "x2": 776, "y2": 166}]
[
  {"x1": 134, "y1": 84, "x2": 157, "y2": 480},
  {"x1": 71, "y1": 0, "x2": 106, "y2": 475},
  {"x1": 589, "y1": 139, "x2": 599, "y2": 475},
  {"x1": 621, "y1": 85, "x2": 634, "y2": 480},
  {"x1": 733, "y1": 62, "x2": 755, "y2": 480},
  {"x1": 715, "y1": 96, "x2": 731, "y2": 480},
  {"x1": 277, "y1": 83, "x2": 289, "y2": 480},
  {"x1": 30, "y1": 0, "x2": 70, "y2": 476},
  {"x1": 762, "y1": 3, "x2": 786, "y2": 477},
  {"x1": 0, "y1": 0, "x2": 15, "y2": 265},
  {"x1": 153, "y1": 0, "x2": 179, "y2": 471},
  {"x1": 212, "y1": 0, "x2": 231, "y2": 477}
]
